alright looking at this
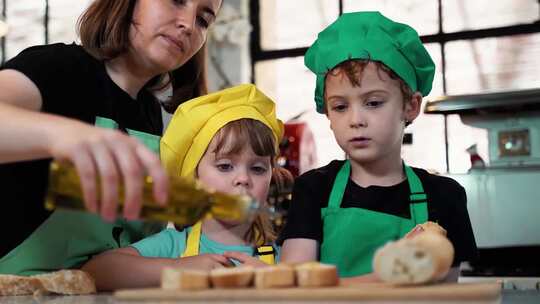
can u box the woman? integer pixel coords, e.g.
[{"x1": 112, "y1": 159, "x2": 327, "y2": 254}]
[{"x1": 0, "y1": 0, "x2": 222, "y2": 274}]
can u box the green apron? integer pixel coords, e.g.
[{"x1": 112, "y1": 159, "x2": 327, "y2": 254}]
[
  {"x1": 0, "y1": 117, "x2": 165, "y2": 275},
  {"x1": 320, "y1": 160, "x2": 428, "y2": 277}
]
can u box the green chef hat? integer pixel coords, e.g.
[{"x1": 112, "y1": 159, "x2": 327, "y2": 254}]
[{"x1": 304, "y1": 11, "x2": 435, "y2": 113}]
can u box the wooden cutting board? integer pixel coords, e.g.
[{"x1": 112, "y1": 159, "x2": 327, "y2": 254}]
[{"x1": 114, "y1": 282, "x2": 501, "y2": 302}]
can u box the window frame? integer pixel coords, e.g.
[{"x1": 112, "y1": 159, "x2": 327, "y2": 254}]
[
  {"x1": 249, "y1": 0, "x2": 540, "y2": 172},
  {"x1": 1, "y1": 0, "x2": 6, "y2": 64},
  {"x1": 0, "y1": 0, "x2": 49, "y2": 65}
]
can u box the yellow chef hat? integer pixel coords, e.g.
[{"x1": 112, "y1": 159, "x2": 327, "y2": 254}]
[{"x1": 160, "y1": 84, "x2": 284, "y2": 180}]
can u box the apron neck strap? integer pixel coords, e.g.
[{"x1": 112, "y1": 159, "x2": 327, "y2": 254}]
[
  {"x1": 181, "y1": 221, "x2": 202, "y2": 257},
  {"x1": 328, "y1": 160, "x2": 351, "y2": 209},
  {"x1": 404, "y1": 165, "x2": 429, "y2": 224},
  {"x1": 404, "y1": 165, "x2": 426, "y2": 202},
  {"x1": 328, "y1": 160, "x2": 429, "y2": 224}
]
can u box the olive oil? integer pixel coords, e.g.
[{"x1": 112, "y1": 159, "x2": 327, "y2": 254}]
[{"x1": 45, "y1": 161, "x2": 271, "y2": 226}]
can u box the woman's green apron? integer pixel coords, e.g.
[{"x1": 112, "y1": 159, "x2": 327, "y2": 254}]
[
  {"x1": 320, "y1": 160, "x2": 428, "y2": 277},
  {"x1": 0, "y1": 117, "x2": 165, "y2": 275}
]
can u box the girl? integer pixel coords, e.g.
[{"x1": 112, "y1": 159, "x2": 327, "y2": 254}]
[
  {"x1": 82, "y1": 84, "x2": 291, "y2": 291},
  {"x1": 0, "y1": 0, "x2": 222, "y2": 275}
]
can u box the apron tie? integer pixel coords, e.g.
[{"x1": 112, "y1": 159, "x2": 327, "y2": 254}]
[{"x1": 181, "y1": 221, "x2": 275, "y2": 265}]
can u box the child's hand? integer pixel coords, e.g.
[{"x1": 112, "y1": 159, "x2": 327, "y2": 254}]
[
  {"x1": 223, "y1": 251, "x2": 270, "y2": 268},
  {"x1": 177, "y1": 254, "x2": 234, "y2": 271}
]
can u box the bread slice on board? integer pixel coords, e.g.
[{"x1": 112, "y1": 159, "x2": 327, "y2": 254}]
[
  {"x1": 254, "y1": 264, "x2": 295, "y2": 289},
  {"x1": 294, "y1": 262, "x2": 339, "y2": 287},
  {"x1": 210, "y1": 266, "x2": 254, "y2": 288},
  {"x1": 0, "y1": 270, "x2": 96, "y2": 296},
  {"x1": 161, "y1": 268, "x2": 209, "y2": 290},
  {"x1": 0, "y1": 275, "x2": 43, "y2": 296}
]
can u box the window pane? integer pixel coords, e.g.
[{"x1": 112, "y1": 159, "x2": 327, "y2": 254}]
[
  {"x1": 0, "y1": 0, "x2": 5, "y2": 64},
  {"x1": 424, "y1": 44, "x2": 444, "y2": 98},
  {"x1": 445, "y1": 33, "x2": 540, "y2": 95},
  {"x1": 0, "y1": 1, "x2": 4, "y2": 23},
  {"x1": 255, "y1": 57, "x2": 344, "y2": 166},
  {"x1": 49, "y1": 0, "x2": 92, "y2": 44},
  {"x1": 402, "y1": 43, "x2": 447, "y2": 173},
  {"x1": 447, "y1": 115, "x2": 489, "y2": 173},
  {"x1": 6, "y1": 0, "x2": 45, "y2": 60},
  {"x1": 260, "y1": 0, "x2": 339, "y2": 50},
  {"x1": 443, "y1": 0, "x2": 539, "y2": 32},
  {"x1": 343, "y1": 0, "x2": 439, "y2": 35}
]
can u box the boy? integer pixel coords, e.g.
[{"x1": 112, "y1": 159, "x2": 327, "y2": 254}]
[{"x1": 279, "y1": 12, "x2": 477, "y2": 282}]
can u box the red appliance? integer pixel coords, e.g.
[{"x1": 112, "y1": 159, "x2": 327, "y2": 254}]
[{"x1": 278, "y1": 121, "x2": 318, "y2": 177}]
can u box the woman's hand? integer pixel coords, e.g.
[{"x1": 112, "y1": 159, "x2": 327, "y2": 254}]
[
  {"x1": 176, "y1": 254, "x2": 234, "y2": 271},
  {"x1": 0, "y1": 69, "x2": 168, "y2": 222},
  {"x1": 223, "y1": 251, "x2": 270, "y2": 268},
  {"x1": 47, "y1": 119, "x2": 168, "y2": 222}
]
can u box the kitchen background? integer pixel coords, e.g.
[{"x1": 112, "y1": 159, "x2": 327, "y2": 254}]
[
  {"x1": 1, "y1": 0, "x2": 540, "y2": 282},
  {"x1": 1, "y1": 0, "x2": 539, "y2": 173}
]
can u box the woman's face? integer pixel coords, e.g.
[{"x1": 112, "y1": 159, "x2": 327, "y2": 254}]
[{"x1": 129, "y1": 0, "x2": 221, "y2": 73}]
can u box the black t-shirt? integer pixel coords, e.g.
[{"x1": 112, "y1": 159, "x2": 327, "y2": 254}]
[
  {"x1": 0, "y1": 43, "x2": 163, "y2": 257},
  {"x1": 279, "y1": 160, "x2": 478, "y2": 266}
]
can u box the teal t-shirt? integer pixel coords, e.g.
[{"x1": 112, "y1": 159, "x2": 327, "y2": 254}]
[{"x1": 131, "y1": 227, "x2": 280, "y2": 265}]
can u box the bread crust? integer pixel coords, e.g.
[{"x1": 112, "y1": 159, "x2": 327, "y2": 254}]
[{"x1": 404, "y1": 221, "x2": 447, "y2": 238}]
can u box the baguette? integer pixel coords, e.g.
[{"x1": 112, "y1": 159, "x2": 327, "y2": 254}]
[
  {"x1": 294, "y1": 262, "x2": 339, "y2": 287},
  {"x1": 373, "y1": 231, "x2": 454, "y2": 285},
  {"x1": 254, "y1": 265, "x2": 295, "y2": 289},
  {"x1": 210, "y1": 266, "x2": 254, "y2": 288},
  {"x1": 0, "y1": 270, "x2": 96, "y2": 296},
  {"x1": 161, "y1": 268, "x2": 209, "y2": 290}
]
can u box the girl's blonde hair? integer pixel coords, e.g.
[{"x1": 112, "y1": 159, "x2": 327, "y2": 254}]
[{"x1": 209, "y1": 119, "x2": 292, "y2": 247}]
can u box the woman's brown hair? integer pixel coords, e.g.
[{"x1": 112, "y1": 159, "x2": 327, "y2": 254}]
[
  {"x1": 77, "y1": 0, "x2": 208, "y2": 113},
  {"x1": 209, "y1": 119, "x2": 293, "y2": 247}
]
